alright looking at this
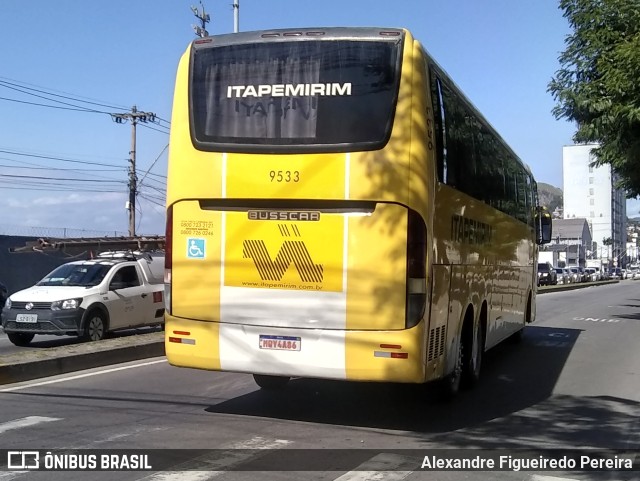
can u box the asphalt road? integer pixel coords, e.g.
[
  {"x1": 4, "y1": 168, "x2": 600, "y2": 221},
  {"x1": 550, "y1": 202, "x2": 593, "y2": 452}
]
[{"x1": 0, "y1": 282, "x2": 638, "y2": 481}]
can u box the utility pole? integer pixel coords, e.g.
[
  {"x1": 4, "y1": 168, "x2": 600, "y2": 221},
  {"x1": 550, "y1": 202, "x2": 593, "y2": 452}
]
[
  {"x1": 191, "y1": 1, "x2": 210, "y2": 38},
  {"x1": 233, "y1": 0, "x2": 239, "y2": 33},
  {"x1": 111, "y1": 106, "x2": 156, "y2": 236}
]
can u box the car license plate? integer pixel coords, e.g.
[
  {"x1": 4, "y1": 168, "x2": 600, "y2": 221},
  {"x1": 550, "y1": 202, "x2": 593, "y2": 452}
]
[
  {"x1": 16, "y1": 314, "x2": 38, "y2": 323},
  {"x1": 259, "y1": 335, "x2": 301, "y2": 351}
]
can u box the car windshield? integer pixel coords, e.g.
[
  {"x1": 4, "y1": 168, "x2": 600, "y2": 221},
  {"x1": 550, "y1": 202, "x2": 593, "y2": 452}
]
[{"x1": 37, "y1": 263, "x2": 112, "y2": 287}]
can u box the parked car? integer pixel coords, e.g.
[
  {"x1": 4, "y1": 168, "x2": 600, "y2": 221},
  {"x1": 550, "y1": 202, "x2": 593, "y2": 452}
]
[
  {"x1": 0, "y1": 281, "x2": 8, "y2": 309},
  {"x1": 554, "y1": 268, "x2": 569, "y2": 285},
  {"x1": 568, "y1": 267, "x2": 581, "y2": 283},
  {"x1": 584, "y1": 268, "x2": 598, "y2": 282},
  {"x1": 1, "y1": 251, "x2": 165, "y2": 346},
  {"x1": 562, "y1": 268, "x2": 576, "y2": 283},
  {"x1": 537, "y1": 262, "x2": 558, "y2": 286},
  {"x1": 591, "y1": 267, "x2": 603, "y2": 281},
  {"x1": 577, "y1": 267, "x2": 589, "y2": 282},
  {"x1": 611, "y1": 267, "x2": 624, "y2": 279}
]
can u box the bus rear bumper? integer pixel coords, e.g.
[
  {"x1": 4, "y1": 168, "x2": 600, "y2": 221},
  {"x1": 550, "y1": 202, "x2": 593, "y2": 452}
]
[{"x1": 164, "y1": 315, "x2": 427, "y2": 383}]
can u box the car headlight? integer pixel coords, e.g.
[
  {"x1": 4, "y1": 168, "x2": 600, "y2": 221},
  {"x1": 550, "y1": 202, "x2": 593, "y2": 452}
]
[
  {"x1": 51, "y1": 298, "x2": 82, "y2": 310},
  {"x1": 4, "y1": 298, "x2": 11, "y2": 309}
]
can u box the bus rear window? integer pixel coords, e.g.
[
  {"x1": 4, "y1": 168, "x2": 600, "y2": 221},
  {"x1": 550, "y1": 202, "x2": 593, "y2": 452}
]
[{"x1": 190, "y1": 39, "x2": 402, "y2": 152}]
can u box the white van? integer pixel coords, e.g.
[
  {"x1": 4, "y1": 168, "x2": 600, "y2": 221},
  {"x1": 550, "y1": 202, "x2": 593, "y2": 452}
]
[{"x1": 1, "y1": 251, "x2": 165, "y2": 346}]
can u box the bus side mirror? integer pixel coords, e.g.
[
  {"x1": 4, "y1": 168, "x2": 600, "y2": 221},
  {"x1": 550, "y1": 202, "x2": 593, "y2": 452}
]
[{"x1": 535, "y1": 207, "x2": 552, "y2": 245}]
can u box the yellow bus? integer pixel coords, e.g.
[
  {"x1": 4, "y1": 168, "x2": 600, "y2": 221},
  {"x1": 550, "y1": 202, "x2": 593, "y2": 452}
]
[{"x1": 164, "y1": 27, "x2": 552, "y2": 397}]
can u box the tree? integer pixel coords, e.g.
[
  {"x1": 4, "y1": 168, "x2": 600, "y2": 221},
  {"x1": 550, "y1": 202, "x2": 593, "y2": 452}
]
[{"x1": 548, "y1": 0, "x2": 640, "y2": 196}]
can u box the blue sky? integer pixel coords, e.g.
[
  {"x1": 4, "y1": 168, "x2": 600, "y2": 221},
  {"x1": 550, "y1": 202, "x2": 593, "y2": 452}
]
[{"x1": 0, "y1": 1, "x2": 635, "y2": 236}]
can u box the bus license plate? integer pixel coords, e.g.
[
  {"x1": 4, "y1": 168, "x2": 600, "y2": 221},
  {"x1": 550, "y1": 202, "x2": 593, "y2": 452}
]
[
  {"x1": 16, "y1": 314, "x2": 38, "y2": 323},
  {"x1": 259, "y1": 335, "x2": 301, "y2": 351}
]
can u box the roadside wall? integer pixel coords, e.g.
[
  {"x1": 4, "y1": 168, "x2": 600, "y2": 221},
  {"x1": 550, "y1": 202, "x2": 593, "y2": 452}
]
[{"x1": 0, "y1": 236, "x2": 76, "y2": 295}]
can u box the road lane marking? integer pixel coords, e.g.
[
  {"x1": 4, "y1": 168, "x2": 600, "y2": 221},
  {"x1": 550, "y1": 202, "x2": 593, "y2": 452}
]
[
  {"x1": 572, "y1": 317, "x2": 624, "y2": 323},
  {"x1": 0, "y1": 359, "x2": 167, "y2": 392},
  {"x1": 146, "y1": 473, "x2": 212, "y2": 481},
  {"x1": 0, "y1": 416, "x2": 61, "y2": 434},
  {"x1": 141, "y1": 436, "x2": 292, "y2": 480},
  {"x1": 333, "y1": 453, "x2": 414, "y2": 481}
]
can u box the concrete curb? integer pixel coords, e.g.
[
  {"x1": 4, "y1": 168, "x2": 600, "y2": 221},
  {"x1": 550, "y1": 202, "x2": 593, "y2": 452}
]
[
  {"x1": 0, "y1": 331, "x2": 164, "y2": 385},
  {"x1": 538, "y1": 279, "x2": 619, "y2": 294}
]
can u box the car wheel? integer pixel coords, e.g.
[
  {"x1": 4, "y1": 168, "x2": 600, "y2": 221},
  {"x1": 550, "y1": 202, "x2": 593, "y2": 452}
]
[
  {"x1": 7, "y1": 332, "x2": 35, "y2": 347},
  {"x1": 253, "y1": 374, "x2": 290, "y2": 390},
  {"x1": 82, "y1": 311, "x2": 106, "y2": 341}
]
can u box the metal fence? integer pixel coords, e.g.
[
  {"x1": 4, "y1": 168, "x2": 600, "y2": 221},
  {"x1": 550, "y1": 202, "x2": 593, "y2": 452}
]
[{"x1": 0, "y1": 225, "x2": 128, "y2": 238}]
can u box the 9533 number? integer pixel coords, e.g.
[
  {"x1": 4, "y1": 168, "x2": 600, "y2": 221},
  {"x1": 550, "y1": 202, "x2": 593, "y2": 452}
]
[{"x1": 269, "y1": 170, "x2": 300, "y2": 183}]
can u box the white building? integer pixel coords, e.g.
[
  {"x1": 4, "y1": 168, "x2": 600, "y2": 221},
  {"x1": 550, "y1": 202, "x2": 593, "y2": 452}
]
[{"x1": 562, "y1": 144, "x2": 626, "y2": 267}]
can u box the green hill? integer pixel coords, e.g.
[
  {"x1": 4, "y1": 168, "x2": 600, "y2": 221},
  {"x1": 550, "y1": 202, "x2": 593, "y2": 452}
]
[{"x1": 538, "y1": 182, "x2": 563, "y2": 212}]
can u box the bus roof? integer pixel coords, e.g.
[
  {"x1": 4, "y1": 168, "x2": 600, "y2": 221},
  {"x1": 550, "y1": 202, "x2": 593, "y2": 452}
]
[{"x1": 191, "y1": 27, "x2": 406, "y2": 48}]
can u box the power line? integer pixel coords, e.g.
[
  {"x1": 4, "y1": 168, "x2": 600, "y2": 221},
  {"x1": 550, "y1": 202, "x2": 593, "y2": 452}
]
[
  {"x1": 140, "y1": 179, "x2": 167, "y2": 191},
  {"x1": 0, "y1": 82, "x2": 110, "y2": 114},
  {"x1": 139, "y1": 144, "x2": 168, "y2": 188},
  {"x1": 0, "y1": 79, "x2": 126, "y2": 110},
  {"x1": 0, "y1": 76, "x2": 130, "y2": 110},
  {"x1": 142, "y1": 171, "x2": 167, "y2": 180},
  {"x1": 0, "y1": 184, "x2": 124, "y2": 193},
  {"x1": 0, "y1": 173, "x2": 126, "y2": 183},
  {"x1": 139, "y1": 123, "x2": 170, "y2": 135},
  {"x1": 0, "y1": 96, "x2": 105, "y2": 112},
  {"x1": 0, "y1": 162, "x2": 123, "y2": 173},
  {"x1": 139, "y1": 194, "x2": 166, "y2": 208},
  {"x1": 0, "y1": 149, "x2": 124, "y2": 168}
]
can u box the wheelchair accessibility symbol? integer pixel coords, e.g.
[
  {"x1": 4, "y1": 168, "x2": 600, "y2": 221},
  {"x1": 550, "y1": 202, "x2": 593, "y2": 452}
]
[{"x1": 187, "y1": 238, "x2": 206, "y2": 259}]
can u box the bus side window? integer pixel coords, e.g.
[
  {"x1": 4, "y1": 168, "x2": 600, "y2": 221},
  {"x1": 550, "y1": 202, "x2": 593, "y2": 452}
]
[
  {"x1": 429, "y1": 68, "x2": 447, "y2": 183},
  {"x1": 439, "y1": 81, "x2": 461, "y2": 188},
  {"x1": 440, "y1": 80, "x2": 476, "y2": 193}
]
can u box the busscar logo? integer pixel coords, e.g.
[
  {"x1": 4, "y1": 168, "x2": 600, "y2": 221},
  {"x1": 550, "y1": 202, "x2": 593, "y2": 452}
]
[
  {"x1": 243, "y1": 240, "x2": 323, "y2": 283},
  {"x1": 247, "y1": 211, "x2": 320, "y2": 222}
]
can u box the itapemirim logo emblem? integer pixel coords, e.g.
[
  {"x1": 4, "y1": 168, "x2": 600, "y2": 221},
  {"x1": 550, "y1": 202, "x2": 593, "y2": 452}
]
[{"x1": 242, "y1": 240, "x2": 323, "y2": 283}]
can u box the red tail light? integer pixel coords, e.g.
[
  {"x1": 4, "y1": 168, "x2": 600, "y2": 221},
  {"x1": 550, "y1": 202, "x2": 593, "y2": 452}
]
[{"x1": 406, "y1": 209, "x2": 427, "y2": 328}]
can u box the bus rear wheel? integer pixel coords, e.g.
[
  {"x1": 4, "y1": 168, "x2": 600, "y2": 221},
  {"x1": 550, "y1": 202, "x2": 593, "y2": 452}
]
[
  {"x1": 462, "y1": 322, "x2": 483, "y2": 388},
  {"x1": 253, "y1": 374, "x2": 290, "y2": 390},
  {"x1": 440, "y1": 339, "x2": 463, "y2": 401}
]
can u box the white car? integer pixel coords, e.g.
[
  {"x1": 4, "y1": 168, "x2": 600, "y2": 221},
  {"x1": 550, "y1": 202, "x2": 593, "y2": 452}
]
[{"x1": 1, "y1": 251, "x2": 164, "y2": 346}]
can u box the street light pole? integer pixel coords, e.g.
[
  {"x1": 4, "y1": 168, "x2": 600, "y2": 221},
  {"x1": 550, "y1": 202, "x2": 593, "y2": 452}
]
[{"x1": 233, "y1": 0, "x2": 239, "y2": 33}]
